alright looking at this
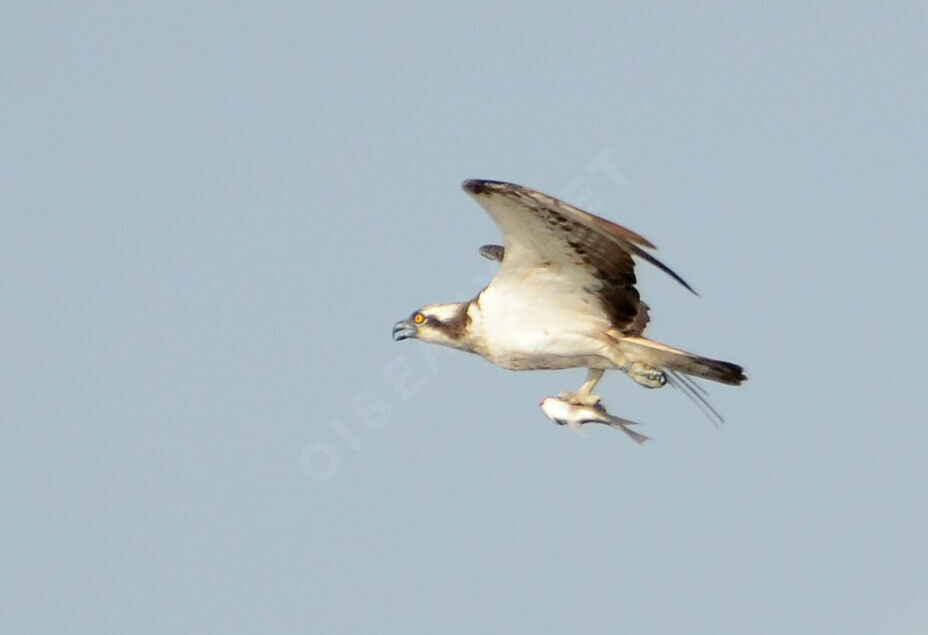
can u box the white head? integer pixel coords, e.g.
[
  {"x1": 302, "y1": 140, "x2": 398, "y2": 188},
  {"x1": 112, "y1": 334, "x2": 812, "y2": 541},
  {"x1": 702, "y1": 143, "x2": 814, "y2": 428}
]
[{"x1": 392, "y1": 302, "x2": 474, "y2": 351}]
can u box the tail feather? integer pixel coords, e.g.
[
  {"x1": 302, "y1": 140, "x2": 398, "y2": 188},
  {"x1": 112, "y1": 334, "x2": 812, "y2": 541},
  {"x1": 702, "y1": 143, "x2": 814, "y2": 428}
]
[{"x1": 616, "y1": 336, "x2": 747, "y2": 386}]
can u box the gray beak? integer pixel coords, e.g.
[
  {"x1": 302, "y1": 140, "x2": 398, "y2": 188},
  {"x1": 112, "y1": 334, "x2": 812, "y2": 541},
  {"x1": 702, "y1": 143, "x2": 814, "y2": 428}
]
[{"x1": 392, "y1": 320, "x2": 416, "y2": 341}]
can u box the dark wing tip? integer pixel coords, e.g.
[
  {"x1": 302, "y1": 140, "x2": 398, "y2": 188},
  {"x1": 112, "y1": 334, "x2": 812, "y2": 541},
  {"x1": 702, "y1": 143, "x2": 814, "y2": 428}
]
[
  {"x1": 462, "y1": 179, "x2": 514, "y2": 195},
  {"x1": 479, "y1": 244, "x2": 505, "y2": 262},
  {"x1": 626, "y1": 244, "x2": 699, "y2": 296}
]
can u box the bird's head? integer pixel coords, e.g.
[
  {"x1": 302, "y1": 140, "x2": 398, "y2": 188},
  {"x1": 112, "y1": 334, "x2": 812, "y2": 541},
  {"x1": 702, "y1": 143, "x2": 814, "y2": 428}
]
[{"x1": 392, "y1": 302, "x2": 473, "y2": 350}]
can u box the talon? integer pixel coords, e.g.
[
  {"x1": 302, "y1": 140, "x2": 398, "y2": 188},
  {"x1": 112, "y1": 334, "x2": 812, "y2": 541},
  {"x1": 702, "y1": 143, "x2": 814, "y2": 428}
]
[
  {"x1": 557, "y1": 391, "x2": 602, "y2": 407},
  {"x1": 628, "y1": 362, "x2": 666, "y2": 389}
]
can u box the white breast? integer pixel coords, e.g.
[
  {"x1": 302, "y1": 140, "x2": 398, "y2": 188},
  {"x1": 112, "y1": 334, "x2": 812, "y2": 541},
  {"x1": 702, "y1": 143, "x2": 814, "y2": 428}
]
[{"x1": 469, "y1": 272, "x2": 617, "y2": 370}]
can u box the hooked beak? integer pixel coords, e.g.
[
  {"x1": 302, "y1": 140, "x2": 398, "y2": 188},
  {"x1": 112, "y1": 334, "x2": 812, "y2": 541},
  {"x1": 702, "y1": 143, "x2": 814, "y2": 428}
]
[{"x1": 392, "y1": 319, "x2": 417, "y2": 341}]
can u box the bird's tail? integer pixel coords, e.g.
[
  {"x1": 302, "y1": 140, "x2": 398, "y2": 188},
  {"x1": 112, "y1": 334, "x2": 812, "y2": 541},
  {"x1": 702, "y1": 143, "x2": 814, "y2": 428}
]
[{"x1": 614, "y1": 336, "x2": 747, "y2": 386}]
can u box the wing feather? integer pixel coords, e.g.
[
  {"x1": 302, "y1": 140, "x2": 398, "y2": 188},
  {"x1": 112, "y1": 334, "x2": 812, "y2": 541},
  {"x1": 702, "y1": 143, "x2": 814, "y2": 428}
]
[{"x1": 463, "y1": 179, "x2": 693, "y2": 335}]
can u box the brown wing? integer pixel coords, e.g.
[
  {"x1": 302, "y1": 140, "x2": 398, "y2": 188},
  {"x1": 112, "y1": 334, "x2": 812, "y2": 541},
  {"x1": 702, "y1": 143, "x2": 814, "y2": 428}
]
[{"x1": 463, "y1": 179, "x2": 694, "y2": 336}]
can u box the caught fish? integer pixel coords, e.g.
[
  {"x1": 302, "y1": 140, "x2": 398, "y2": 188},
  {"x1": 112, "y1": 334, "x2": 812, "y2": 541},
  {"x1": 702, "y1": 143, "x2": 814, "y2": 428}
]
[{"x1": 539, "y1": 396, "x2": 650, "y2": 445}]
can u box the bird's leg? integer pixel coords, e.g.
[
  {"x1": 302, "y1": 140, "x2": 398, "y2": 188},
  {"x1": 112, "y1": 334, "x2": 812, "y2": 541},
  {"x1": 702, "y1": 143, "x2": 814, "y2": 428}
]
[
  {"x1": 558, "y1": 368, "x2": 604, "y2": 407},
  {"x1": 578, "y1": 368, "x2": 604, "y2": 395}
]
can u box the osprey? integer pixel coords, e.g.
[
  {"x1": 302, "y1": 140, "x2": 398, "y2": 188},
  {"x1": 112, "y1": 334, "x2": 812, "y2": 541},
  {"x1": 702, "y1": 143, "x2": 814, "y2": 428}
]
[{"x1": 393, "y1": 179, "x2": 746, "y2": 433}]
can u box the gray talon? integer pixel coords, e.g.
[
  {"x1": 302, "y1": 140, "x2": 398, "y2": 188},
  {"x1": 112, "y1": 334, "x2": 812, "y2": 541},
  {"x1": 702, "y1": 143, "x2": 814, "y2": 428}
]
[
  {"x1": 557, "y1": 391, "x2": 601, "y2": 407},
  {"x1": 627, "y1": 362, "x2": 667, "y2": 389}
]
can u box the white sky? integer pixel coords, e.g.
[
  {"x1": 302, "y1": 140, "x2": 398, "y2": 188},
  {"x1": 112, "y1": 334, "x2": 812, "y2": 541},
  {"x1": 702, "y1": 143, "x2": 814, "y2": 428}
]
[{"x1": 2, "y1": 3, "x2": 926, "y2": 634}]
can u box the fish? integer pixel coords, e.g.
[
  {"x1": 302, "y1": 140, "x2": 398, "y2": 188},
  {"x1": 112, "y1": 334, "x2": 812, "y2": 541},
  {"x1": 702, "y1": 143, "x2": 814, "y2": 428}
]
[{"x1": 539, "y1": 396, "x2": 650, "y2": 445}]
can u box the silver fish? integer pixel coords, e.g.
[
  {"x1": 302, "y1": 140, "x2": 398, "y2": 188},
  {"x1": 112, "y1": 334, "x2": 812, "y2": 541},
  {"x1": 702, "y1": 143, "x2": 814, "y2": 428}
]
[{"x1": 540, "y1": 396, "x2": 649, "y2": 445}]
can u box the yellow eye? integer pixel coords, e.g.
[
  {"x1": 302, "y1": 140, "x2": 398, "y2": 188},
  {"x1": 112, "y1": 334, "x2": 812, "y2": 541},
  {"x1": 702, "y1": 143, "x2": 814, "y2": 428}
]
[{"x1": 413, "y1": 312, "x2": 425, "y2": 324}]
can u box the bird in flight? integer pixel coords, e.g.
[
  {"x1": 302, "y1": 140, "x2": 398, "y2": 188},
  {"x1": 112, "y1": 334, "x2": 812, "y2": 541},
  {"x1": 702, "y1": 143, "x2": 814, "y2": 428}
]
[{"x1": 392, "y1": 179, "x2": 746, "y2": 438}]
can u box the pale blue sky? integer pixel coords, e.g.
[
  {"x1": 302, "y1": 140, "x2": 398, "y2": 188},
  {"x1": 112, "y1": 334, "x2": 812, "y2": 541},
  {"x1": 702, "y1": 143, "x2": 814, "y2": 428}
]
[{"x1": 2, "y1": 3, "x2": 926, "y2": 634}]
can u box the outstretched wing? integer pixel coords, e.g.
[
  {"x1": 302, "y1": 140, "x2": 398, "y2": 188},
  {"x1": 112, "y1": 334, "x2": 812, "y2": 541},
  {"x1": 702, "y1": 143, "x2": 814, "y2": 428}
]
[{"x1": 463, "y1": 179, "x2": 694, "y2": 336}]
